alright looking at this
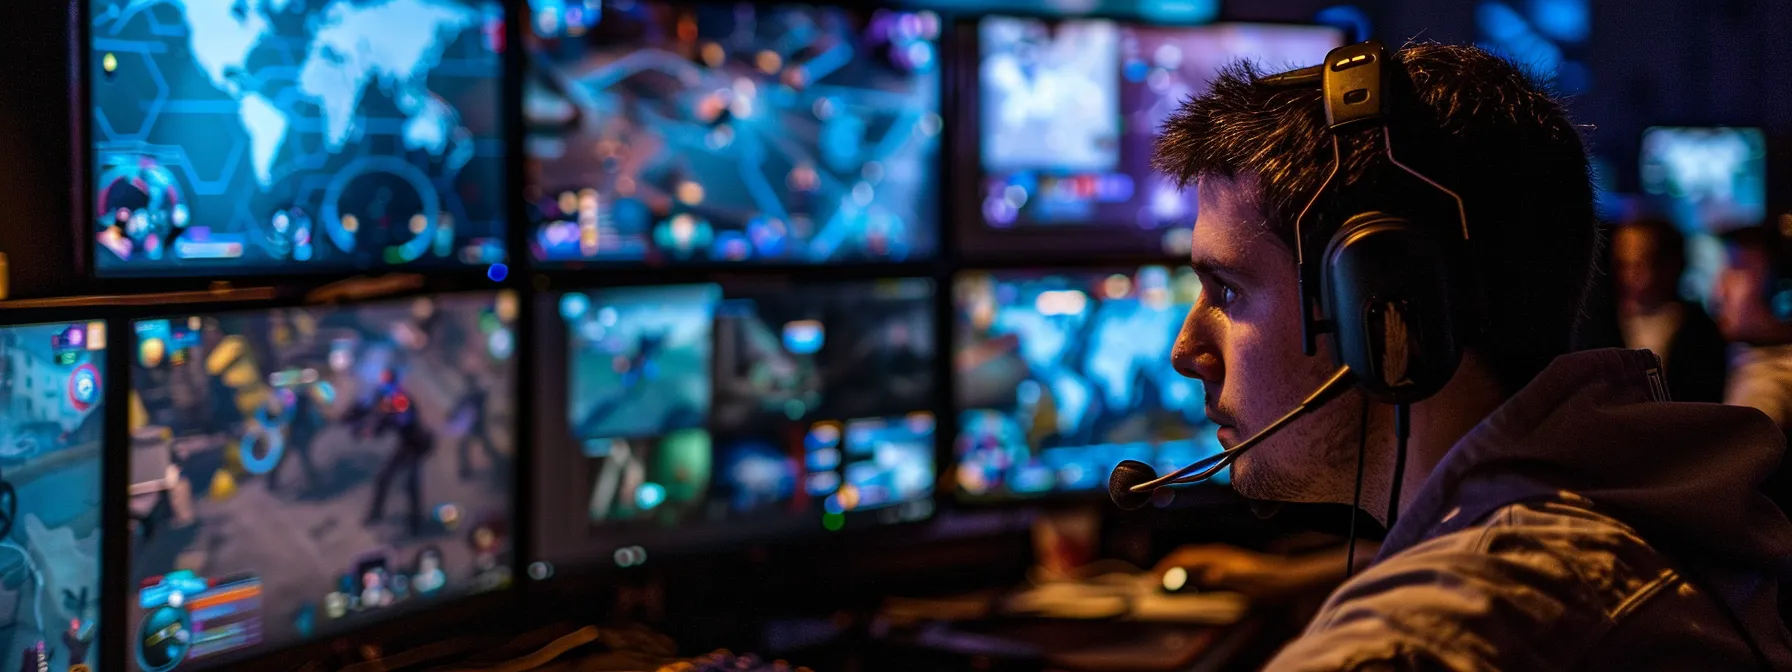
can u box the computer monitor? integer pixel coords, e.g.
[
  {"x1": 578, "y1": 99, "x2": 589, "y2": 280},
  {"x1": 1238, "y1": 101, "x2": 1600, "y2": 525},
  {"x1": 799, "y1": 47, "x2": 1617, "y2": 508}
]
[
  {"x1": 965, "y1": 18, "x2": 1341, "y2": 256},
  {"x1": 953, "y1": 267, "x2": 1223, "y2": 500},
  {"x1": 531, "y1": 278, "x2": 936, "y2": 576},
  {"x1": 1640, "y1": 127, "x2": 1768, "y2": 233},
  {"x1": 0, "y1": 320, "x2": 107, "y2": 671},
  {"x1": 523, "y1": 1, "x2": 943, "y2": 265},
  {"x1": 88, "y1": 0, "x2": 510, "y2": 278},
  {"x1": 126, "y1": 292, "x2": 517, "y2": 671},
  {"x1": 1639, "y1": 127, "x2": 1768, "y2": 307}
]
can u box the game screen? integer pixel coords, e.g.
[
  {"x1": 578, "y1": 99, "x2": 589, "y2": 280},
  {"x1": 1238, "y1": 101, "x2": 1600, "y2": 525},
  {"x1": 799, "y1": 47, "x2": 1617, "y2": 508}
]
[
  {"x1": 974, "y1": 18, "x2": 1339, "y2": 253},
  {"x1": 1640, "y1": 127, "x2": 1768, "y2": 234},
  {"x1": 523, "y1": 1, "x2": 943, "y2": 265},
  {"x1": 0, "y1": 322, "x2": 107, "y2": 672},
  {"x1": 533, "y1": 279, "x2": 936, "y2": 572},
  {"x1": 953, "y1": 267, "x2": 1224, "y2": 500},
  {"x1": 1639, "y1": 127, "x2": 1769, "y2": 307},
  {"x1": 127, "y1": 293, "x2": 516, "y2": 671},
  {"x1": 89, "y1": 0, "x2": 509, "y2": 278}
]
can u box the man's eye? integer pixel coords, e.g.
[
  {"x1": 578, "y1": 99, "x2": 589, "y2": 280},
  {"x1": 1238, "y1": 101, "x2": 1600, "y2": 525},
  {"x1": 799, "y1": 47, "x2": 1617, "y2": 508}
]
[{"x1": 1208, "y1": 282, "x2": 1237, "y2": 307}]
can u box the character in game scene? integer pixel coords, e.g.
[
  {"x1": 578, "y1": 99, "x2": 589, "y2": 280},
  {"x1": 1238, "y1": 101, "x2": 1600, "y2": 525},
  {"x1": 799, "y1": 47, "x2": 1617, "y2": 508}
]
[
  {"x1": 360, "y1": 568, "x2": 392, "y2": 609},
  {"x1": 451, "y1": 371, "x2": 500, "y2": 481},
  {"x1": 352, "y1": 368, "x2": 435, "y2": 535},
  {"x1": 621, "y1": 330, "x2": 666, "y2": 389},
  {"x1": 63, "y1": 618, "x2": 92, "y2": 667},
  {"x1": 268, "y1": 385, "x2": 325, "y2": 494}
]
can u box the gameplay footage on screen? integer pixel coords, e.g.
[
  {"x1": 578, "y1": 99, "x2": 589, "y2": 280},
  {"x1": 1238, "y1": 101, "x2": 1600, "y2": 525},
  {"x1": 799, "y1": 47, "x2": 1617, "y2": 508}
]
[
  {"x1": 531, "y1": 279, "x2": 937, "y2": 571},
  {"x1": 953, "y1": 267, "x2": 1226, "y2": 500},
  {"x1": 88, "y1": 0, "x2": 509, "y2": 277},
  {"x1": 972, "y1": 17, "x2": 1338, "y2": 253},
  {"x1": 126, "y1": 293, "x2": 517, "y2": 672},
  {"x1": 0, "y1": 322, "x2": 106, "y2": 672},
  {"x1": 524, "y1": 1, "x2": 943, "y2": 265}
]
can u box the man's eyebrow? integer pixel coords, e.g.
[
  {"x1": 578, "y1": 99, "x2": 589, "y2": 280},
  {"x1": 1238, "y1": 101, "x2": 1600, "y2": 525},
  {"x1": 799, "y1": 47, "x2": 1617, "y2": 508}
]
[{"x1": 1190, "y1": 257, "x2": 1251, "y2": 281}]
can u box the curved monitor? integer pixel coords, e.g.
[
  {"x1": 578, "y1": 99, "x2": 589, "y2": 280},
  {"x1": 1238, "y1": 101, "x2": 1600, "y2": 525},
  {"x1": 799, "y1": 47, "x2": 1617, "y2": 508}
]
[
  {"x1": 0, "y1": 320, "x2": 107, "y2": 671},
  {"x1": 523, "y1": 1, "x2": 943, "y2": 266},
  {"x1": 126, "y1": 292, "x2": 517, "y2": 671},
  {"x1": 87, "y1": 0, "x2": 510, "y2": 279}
]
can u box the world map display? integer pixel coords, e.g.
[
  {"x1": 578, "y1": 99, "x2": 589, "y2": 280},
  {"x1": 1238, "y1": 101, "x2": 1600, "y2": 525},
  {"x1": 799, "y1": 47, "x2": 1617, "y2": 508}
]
[{"x1": 90, "y1": 0, "x2": 509, "y2": 278}]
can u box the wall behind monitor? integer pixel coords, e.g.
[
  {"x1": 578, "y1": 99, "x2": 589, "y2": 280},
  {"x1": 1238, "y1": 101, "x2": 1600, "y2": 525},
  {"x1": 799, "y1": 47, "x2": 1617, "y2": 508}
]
[{"x1": 0, "y1": 1, "x2": 83, "y2": 299}]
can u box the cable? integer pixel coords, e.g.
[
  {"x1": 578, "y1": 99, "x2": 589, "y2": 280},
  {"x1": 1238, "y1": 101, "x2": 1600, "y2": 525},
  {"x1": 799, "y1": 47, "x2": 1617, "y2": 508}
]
[
  {"x1": 1387, "y1": 403, "x2": 1411, "y2": 532},
  {"x1": 1347, "y1": 396, "x2": 1368, "y2": 576}
]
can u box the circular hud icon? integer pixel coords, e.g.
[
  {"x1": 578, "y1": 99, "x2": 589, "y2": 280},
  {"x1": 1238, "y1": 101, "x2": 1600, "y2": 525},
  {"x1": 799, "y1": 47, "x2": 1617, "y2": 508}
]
[
  {"x1": 68, "y1": 363, "x2": 101, "y2": 411},
  {"x1": 135, "y1": 605, "x2": 193, "y2": 672}
]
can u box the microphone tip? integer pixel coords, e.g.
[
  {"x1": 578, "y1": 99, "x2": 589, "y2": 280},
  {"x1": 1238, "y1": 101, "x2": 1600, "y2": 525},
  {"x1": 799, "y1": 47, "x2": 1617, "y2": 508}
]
[{"x1": 1108, "y1": 459, "x2": 1158, "y2": 511}]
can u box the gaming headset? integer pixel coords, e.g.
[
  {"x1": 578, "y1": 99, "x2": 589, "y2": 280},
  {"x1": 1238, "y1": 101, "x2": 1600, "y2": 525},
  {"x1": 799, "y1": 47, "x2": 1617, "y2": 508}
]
[{"x1": 1109, "y1": 40, "x2": 1483, "y2": 524}]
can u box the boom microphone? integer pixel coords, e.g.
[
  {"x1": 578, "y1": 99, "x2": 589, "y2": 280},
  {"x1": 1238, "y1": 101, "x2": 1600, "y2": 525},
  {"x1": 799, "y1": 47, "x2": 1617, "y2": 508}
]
[{"x1": 1108, "y1": 366, "x2": 1356, "y2": 510}]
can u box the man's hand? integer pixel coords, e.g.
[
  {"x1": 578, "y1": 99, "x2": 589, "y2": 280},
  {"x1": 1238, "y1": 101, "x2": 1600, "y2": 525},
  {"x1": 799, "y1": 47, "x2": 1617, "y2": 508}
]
[
  {"x1": 1154, "y1": 544, "x2": 1307, "y2": 600},
  {"x1": 1153, "y1": 541, "x2": 1381, "y2": 602}
]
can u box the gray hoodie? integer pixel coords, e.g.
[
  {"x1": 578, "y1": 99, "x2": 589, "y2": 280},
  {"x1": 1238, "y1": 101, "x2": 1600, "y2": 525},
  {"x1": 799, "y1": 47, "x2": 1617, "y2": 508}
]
[{"x1": 1265, "y1": 348, "x2": 1792, "y2": 670}]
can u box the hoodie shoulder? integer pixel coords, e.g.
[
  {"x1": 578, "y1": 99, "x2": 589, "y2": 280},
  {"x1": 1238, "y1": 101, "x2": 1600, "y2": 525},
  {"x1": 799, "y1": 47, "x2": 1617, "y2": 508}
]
[{"x1": 1264, "y1": 500, "x2": 1761, "y2": 671}]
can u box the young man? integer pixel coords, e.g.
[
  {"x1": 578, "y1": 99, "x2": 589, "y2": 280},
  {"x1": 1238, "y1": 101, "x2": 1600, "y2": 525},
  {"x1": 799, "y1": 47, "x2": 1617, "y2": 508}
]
[
  {"x1": 1155, "y1": 44, "x2": 1792, "y2": 669},
  {"x1": 1611, "y1": 217, "x2": 1728, "y2": 402}
]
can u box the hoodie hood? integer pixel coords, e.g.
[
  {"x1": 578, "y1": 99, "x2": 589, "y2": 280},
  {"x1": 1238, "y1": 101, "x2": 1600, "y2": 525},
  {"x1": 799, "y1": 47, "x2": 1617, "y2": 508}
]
[{"x1": 1379, "y1": 347, "x2": 1792, "y2": 655}]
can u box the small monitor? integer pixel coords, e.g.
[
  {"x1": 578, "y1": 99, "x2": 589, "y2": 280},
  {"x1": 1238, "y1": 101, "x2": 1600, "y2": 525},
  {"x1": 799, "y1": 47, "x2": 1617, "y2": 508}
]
[
  {"x1": 127, "y1": 292, "x2": 517, "y2": 671},
  {"x1": 524, "y1": 1, "x2": 943, "y2": 265},
  {"x1": 953, "y1": 267, "x2": 1223, "y2": 500},
  {"x1": 533, "y1": 279, "x2": 936, "y2": 575},
  {"x1": 0, "y1": 320, "x2": 107, "y2": 670},
  {"x1": 968, "y1": 19, "x2": 1341, "y2": 256},
  {"x1": 88, "y1": 0, "x2": 510, "y2": 278},
  {"x1": 1640, "y1": 126, "x2": 1767, "y2": 233}
]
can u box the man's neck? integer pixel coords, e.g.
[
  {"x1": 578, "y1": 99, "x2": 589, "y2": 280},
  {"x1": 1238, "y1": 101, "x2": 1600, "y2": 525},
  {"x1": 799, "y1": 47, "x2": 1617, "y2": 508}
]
[{"x1": 1370, "y1": 352, "x2": 1506, "y2": 525}]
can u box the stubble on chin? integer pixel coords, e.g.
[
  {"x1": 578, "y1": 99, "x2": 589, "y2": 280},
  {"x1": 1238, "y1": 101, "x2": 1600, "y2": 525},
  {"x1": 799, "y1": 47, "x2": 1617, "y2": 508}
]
[{"x1": 1227, "y1": 389, "x2": 1371, "y2": 505}]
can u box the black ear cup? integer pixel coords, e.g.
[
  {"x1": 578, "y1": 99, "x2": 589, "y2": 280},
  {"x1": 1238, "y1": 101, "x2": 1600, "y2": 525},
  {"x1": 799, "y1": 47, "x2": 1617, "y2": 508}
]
[{"x1": 1319, "y1": 212, "x2": 1468, "y2": 404}]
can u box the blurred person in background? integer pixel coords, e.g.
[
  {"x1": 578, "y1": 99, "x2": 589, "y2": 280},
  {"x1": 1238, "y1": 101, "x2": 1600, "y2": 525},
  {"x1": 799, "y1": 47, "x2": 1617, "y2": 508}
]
[
  {"x1": 1610, "y1": 216, "x2": 1728, "y2": 402},
  {"x1": 1715, "y1": 222, "x2": 1792, "y2": 433}
]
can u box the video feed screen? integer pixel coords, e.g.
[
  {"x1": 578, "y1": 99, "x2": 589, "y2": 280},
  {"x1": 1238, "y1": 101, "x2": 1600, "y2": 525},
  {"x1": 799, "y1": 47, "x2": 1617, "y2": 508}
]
[
  {"x1": 127, "y1": 293, "x2": 516, "y2": 671},
  {"x1": 1641, "y1": 127, "x2": 1768, "y2": 233},
  {"x1": 0, "y1": 321, "x2": 107, "y2": 671},
  {"x1": 533, "y1": 279, "x2": 936, "y2": 573},
  {"x1": 953, "y1": 267, "x2": 1223, "y2": 500},
  {"x1": 973, "y1": 19, "x2": 1339, "y2": 254},
  {"x1": 524, "y1": 1, "x2": 943, "y2": 265},
  {"x1": 89, "y1": 0, "x2": 509, "y2": 278}
]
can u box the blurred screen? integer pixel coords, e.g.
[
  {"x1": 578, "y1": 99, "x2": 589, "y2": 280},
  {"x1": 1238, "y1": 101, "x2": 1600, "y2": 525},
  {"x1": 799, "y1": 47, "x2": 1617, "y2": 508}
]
[
  {"x1": 1640, "y1": 127, "x2": 1768, "y2": 306},
  {"x1": 89, "y1": 0, "x2": 509, "y2": 278},
  {"x1": 128, "y1": 293, "x2": 516, "y2": 671},
  {"x1": 525, "y1": 1, "x2": 943, "y2": 265},
  {"x1": 0, "y1": 321, "x2": 107, "y2": 671},
  {"x1": 974, "y1": 18, "x2": 1339, "y2": 253},
  {"x1": 1640, "y1": 128, "x2": 1767, "y2": 234},
  {"x1": 533, "y1": 279, "x2": 936, "y2": 574},
  {"x1": 953, "y1": 267, "x2": 1223, "y2": 500}
]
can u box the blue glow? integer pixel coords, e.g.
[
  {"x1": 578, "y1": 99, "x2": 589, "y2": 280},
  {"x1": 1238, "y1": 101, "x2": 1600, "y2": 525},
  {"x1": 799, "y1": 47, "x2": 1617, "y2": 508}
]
[
  {"x1": 1314, "y1": 5, "x2": 1373, "y2": 43},
  {"x1": 1527, "y1": 0, "x2": 1588, "y2": 43},
  {"x1": 1138, "y1": 0, "x2": 1220, "y2": 24},
  {"x1": 487, "y1": 263, "x2": 508, "y2": 282},
  {"x1": 781, "y1": 321, "x2": 826, "y2": 355},
  {"x1": 635, "y1": 482, "x2": 667, "y2": 510}
]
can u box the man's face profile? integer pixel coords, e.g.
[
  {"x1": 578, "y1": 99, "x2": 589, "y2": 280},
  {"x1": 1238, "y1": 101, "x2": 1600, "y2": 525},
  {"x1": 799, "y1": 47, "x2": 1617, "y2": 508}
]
[{"x1": 1170, "y1": 175, "x2": 1365, "y2": 505}]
